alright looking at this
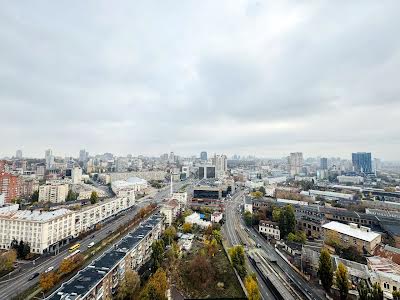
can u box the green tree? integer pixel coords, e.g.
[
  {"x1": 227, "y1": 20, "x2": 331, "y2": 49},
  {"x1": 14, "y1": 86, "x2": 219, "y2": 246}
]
[
  {"x1": 358, "y1": 280, "x2": 383, "y2": 300},
  {"x1": 251, "y1": 191, "x2": 263, "y2": 198},
  {"x1": 318, "y1": 249, "x2": 333, "y2": 293},
  {"x1": 229, "y1": 245, "x2": 247, "y2": 278},
  {"x1": 335, "y1": 262, "x2": 349, "y2": 300},
  {"x1": 278, "y1": 205, "x2": 296, "y2": 238},
  {"x1": 258, "y1": 186, "x2": 266, "y2": 196},
  {"x1": 212, "y1": 229, "x2": 222, "y2": 243},
  {"x1": 244, "y1": 211, "x2": 253, "y2": 227},
  {"x1": 66, "y1": 190, "x2": 78, "y2": 201},
  {"x1": 90, "y1": 191, "x2": 99, "y2": 204},
  {"x1": 151, "y1": 240, "x2": 165, "y2": 271},
  {"x1": 272, "y1": 208, "x2": 281, "y2": 222},
  {"x1": 393, "y1": 290, "x2": 400, "y2": 300},
  {"x1": 162, "y1": 226, "x2": 177, "y2": 245},
  {"x1": 31, "y1": 190, "x2": 39, "y2": 202},
  {"x1": 245, "y1": 274, "x2": 261, "y2": 300}
]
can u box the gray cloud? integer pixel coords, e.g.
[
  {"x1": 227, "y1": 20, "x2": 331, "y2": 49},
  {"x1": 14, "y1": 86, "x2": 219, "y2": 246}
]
[{"x1": 1, "y1": 1, "x2": 400, "y2": 160}]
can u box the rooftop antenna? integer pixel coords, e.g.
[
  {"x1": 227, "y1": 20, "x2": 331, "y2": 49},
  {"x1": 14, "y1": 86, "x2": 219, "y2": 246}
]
[{"x1": 170, "y1": 169, "x2": 173, "y2": 196}]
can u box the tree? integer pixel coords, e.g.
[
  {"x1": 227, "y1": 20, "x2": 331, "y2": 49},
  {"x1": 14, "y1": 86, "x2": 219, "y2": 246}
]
[
  {"x1": 212, "y1": 229, "x2": 222, "y2": 243},
  {"x1": 90, "y1": 191, "x2": 99, "y2": 204},
  {"x1": 39, "y1": 271, "x2": 57, "y2": 292},
  {"x1": 182, "y1": 222, "x2": 192, "y2": 233},
  {"x1": 151, "y1": 240, "x2": 165, "y2": 271},
  {"x1": 11, "y1": 240, "x2": 30, "y2": 259},
  {"x1": 66, "y1": 190, "x2": 78, "y2": 201},
  {"x1": 244, "y1": 211, "x2": 253, "y2": 227},
  {"x1": 278, "y1": 205, "x2": 296, "y2": 238},
  {"x1": 358, "y1": 280, "x2": 383, "y2": 300},
  {"x1": 188, "y1": 253, "x2": 214, "y2": 289},
  {"x1": 272, "y1": 208, "x2": 281, "y2": 222},
  {"x1": 206, "y1": 238, "x2": 218, "y2": 257},
  {"x1": 335, "y1": 262, "x2": 349, "y2": 300},
  {"x1": 0, "y1": 250, "x2": 17, "y2": 272},
  {"x1": 229, "y1": 245, "x2": 247, "y2": 278},
  {"x1": 140, "y1": 268, "x2": 168, "y2": 300},
  {"x1": 258, "y1": 186, "x2": 266, "y2": 196},
  {"x1": 117, "y1": 269, "x2": 140, "y2": 300},
  {"x1": 251, "y1": 191, "x2": 263, "y2": 198},
  {"x1": 245, "y1": 274, "x2": 261, "y2": 300},
  {"x1": 31, "y1": 190, "x2": 39, "y2": 202},
  {"x1": 288, "y1": 231, "x2": 306, "y2": 244},
  {"x1": 318, "y1": 249, "x2": 333, "y2": 293},
  {"x1": 393, "y1": 290, "x2": 400, "y2": 300},
  {"x1": 162, "y1": 226, "x2": 177, "y2": 245}
]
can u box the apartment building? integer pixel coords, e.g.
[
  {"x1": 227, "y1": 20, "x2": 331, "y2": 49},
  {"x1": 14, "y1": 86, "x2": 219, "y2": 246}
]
[
  {"x1": 160, "y1": 199, "x2": 180, "y2": 226},
  {"x1": 0, "y1": 207, "x2": 76, "y2": 254},
  {"x1": 0, "y1": 173, "x2": 21, "y2": 203},
  {"x1": 322, "y1": 221, "x2": 382, "y2": 254},
  {"x1": 75, "y1": 197, "x2": 135, "y2": 233},
  {"x1": 259, "y1": 220, "x2": 280, "y2": 240},
  {"x1": 47, "y1": 214, "x2": 163, "y2": 300},
  {"x1": 39, "y1": 183, "x2": 69, "y2": 203}
]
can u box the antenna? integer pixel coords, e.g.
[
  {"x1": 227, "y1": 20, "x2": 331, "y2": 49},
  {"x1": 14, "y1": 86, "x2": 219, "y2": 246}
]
[{"x1": 170, "y1": 169, "x2": 173, "y2": 195}]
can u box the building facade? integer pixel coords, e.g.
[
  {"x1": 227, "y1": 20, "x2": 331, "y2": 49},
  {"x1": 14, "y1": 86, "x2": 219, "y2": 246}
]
[
  {"x1": 259, "y1": 220, "x2": 280, "y2": 240},
  {"x1": 352, "y1": 152, "x2": 372, "y2": 173},
  {"x1": 0, "y1": 173, "x2": 21, "y2": 203},
  {"x1": 39, "y1": 183, "x2": 69, "y2": 203}
]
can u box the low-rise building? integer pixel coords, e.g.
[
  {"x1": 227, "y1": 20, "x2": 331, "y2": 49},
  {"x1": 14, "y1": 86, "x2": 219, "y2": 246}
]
[
  {"x1": 244, "y1": 195, "x2": 253, "y2": 213},
  {"x1": 185, "y1": 212, "x2": 211, "y2": 228},
  {"x1": 211, "y1": 211, "x2": 223, "y2": 223},
  {"x1": 258, "y1": 220, "x2": 280, "y2": 240},
  {"x1": 39, "y1": 183, "x2": 69, "y2": 203},
  {"x1": 337, "y1": 175, "x2": 364, "y2": 185},
  {"x1": 111, "y1": 177, "x2": 147, "y2": 197},
  {"x1": 322, "y1": 221, "x2": 382, "y2": 254}
]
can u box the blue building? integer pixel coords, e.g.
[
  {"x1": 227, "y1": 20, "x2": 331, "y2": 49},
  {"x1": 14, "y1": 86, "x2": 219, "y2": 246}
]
[{"x1": 352, "y1": 152, "x2": 372, "y2": 173}]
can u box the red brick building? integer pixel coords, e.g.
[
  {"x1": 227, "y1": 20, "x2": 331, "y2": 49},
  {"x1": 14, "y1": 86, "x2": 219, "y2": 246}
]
[{"x1": 0, "y1": 173, "x2": 21, "y2": 203}]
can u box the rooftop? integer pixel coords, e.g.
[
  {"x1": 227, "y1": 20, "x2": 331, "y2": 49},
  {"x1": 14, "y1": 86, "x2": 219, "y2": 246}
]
[
  {"x1": 322, "y1": 221, "x2": 381, "y2": 242},
  {"x1": 0, "y1": 208, "x2": 73, "y2": 222}
]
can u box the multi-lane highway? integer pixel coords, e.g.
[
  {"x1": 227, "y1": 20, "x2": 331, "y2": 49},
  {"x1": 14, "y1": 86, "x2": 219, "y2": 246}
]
[{"x1": 0, "y1": 181, "x2": 187, "y2": 300}]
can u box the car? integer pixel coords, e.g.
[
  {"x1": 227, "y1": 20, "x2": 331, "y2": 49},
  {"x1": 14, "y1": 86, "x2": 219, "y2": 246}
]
[
  {"x1": 45, "y1": 266, "x2": 54, "y2": 273},
  {"x1": 90, "y1": 234, "x2": 95, "y2": 239},
  {"x1": 256, "y1": 243, "x2": 262, "y2": 248},
  {"x1": 88, "y1": 242, "x2": 95, "y2": 248},
  {"x1": 28, "y1": 272, "x2": 40, "y2": 281},
  {"x1": 107, "y1": 230, "x2": 113, "y2": 234}
]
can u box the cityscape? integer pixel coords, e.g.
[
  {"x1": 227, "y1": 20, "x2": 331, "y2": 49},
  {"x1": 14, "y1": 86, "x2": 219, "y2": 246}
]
[{"x1": 2, "y1": 2, "x2": 400, "y2": 300}]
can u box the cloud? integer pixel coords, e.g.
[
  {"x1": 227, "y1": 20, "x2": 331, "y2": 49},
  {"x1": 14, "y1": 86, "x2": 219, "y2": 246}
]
[{"x1": 0, "y1": 1, "x2": 399, "y2": 160}]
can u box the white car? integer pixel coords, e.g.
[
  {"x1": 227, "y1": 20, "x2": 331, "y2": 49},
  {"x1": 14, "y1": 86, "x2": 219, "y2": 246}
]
[
  {"x1": 45, "y1": 266, "x2": 54, "y2": 273},
  {"x1": 88, "y1": 242, "x2": 95, "y2": 248}
]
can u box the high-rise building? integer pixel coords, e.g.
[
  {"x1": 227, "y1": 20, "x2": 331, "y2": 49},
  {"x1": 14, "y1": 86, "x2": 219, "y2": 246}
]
[
  {"x1": 213, "y1": 154, "x2": 227, "y2": 178},
  {"x1": 200, "y1": 151, "x2": 208, "y2": 161},
  {"x1": 352, "y1": 152, "x2": 372, "y2": 173},
  {"x1": 45, "y1": 149, "x2": 54, "y2": 169},
  {"x1": 39, "y1": 183, "x2": 69, "y2": 203},
  {"x1": 15, "y1": 150, "x2": 22, "y2": 159},
  {"x1": 198, "y1": 165, "x2": 216, "y2": 179},
  {"x1": 0, "y1": 173, "x2": 21, "y2": 203},
  {"x1": 71, "y1": 167, "x2": 83, "y2": 184},
  {"x1": 79, "y1": 149, "x2": 89, "y2": 162},
  {"x1": 289, "y1": 152, "x2": 304, "y2": 176},
  {"x1": 320, "y1": 157, "x2": 328, "y2": 170}
]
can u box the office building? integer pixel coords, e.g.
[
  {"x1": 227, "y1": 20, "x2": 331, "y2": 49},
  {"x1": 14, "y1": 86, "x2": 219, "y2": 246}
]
[
  {"x1": 200, "y1": 151, "x2": 208, "y2": 161},
  {"x1": 0, "y1": 173, "x2": 21, "y2": 203},
  {"x1": 79, "y1": 149, "x2": 89, "y2": 163},
  {"x1": 213, "y1": 154, "x2": 227, "y2": 178},
  {"x1": 45, "y1": 149, "x2": 54, "y2": 169},
  {"x1": 320, "y1": 157, "x2": 328, "y2": 170},
  {"x1": 322, "y1": 221, "x2": 381, "y2": 254},
  {"x1": 198, "y1": 165, "x2": 216, "y2": 179},
  {"x1": 38, "y1": 183, "x2": 69, "y2": 203},
  {"x1": 352, "y1": 152, "x2": 372, "y2": 173},
  {"x1": 15, "y1": 150, "x2": 22, "y2": 159},
  {"x1": 47, "y1": 214, "x2": 163, "y2": 300},
  {"x1": 289, "y1": 152, "x2": 304, "y2": 176},
  {"x1": 71, "y1": 167, "x2": 83, "y2": 184}
]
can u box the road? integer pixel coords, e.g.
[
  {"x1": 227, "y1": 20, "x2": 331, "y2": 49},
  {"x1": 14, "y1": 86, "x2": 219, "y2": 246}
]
[
  {"x1": 223, "y1": 189, "x2": 277, "y2": 300},
  {"x1": 0, "y1": 181, "x2": 188, "y2": 300}
]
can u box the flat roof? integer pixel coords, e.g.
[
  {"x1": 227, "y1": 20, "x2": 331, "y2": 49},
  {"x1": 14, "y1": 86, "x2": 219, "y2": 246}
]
[
  {"x1": 47, "y1": 214, "x2": 162, "y2": 300},
  {"x1": 0, "y1": 208, "x2": 73, "y2": 222},
  {"x1": 322, "y1": 221, "x2": 381, "y2": 242}
]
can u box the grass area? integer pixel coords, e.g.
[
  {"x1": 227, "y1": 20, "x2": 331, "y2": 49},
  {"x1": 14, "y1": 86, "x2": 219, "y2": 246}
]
[{"x1": 171, "y1": 241, "x2": 246, "y2": 299}]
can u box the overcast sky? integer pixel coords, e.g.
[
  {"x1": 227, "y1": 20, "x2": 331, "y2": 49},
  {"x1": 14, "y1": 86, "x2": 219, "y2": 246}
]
[{"x1": 1, "y1": 1, "x2": 399, "y2": 160}]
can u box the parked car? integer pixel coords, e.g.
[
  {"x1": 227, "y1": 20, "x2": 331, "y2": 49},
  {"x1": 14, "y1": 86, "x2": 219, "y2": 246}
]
[{"x1": 28, "y1": 272, "x2": 40, "y2": 281}]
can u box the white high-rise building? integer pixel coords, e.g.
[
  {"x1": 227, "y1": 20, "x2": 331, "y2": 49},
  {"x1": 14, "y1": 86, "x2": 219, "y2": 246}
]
[
  {"x1": 71, "y1": 167, "x2": 83, "y2": 184},
  {"x1": 213, "y1": 154, "x2": 227, "y2": 178},
  {"x1": 45, "y1": 149, "x2": 54, "y2": 169},
  {"x1": 289, "y1": 152, "x2": 304, "y2": 176}
]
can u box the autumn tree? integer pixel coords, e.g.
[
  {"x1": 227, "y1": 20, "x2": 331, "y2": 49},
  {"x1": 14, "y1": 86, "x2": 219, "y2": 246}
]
[
  {"x1": 140, "y1": 268, "x2": 168, "y2": 300},
  {"x1": 318, "y1": 249, "x2": 333, "y2": 293},
  {"x1": 117, "y1": 269, "x2": 140, "y2": 300},
  {"x1": 251, "y1": 191, "x2": 263, "y2": 198},
  {"x1": 151, "y1": 240, "x2": 165, "y2": 271},
  {"x1": 206, "y1": 238, "x2": 218, "y2": 257},
  {"x1": 0, "y1": 249, "x2": 17, "y2": 272},
  {"x1": 212, "y1": 229, "x2": 222, "y2": 243},
  {"x1": 335, "y1": 263, "x2": 349, "y2": 300},
  {"x1": 90, "y1": 191, "x2": 99, "y2": 204},
  {"x1": 40, "y1": 271, "x2": 58, "y2": 292},
  {"x1": 162, "y1": 226, "x2": 177, "y2": 245},
  {"x1": 245, "y1": 274, "x2": 261, "y2": 300},
  {"x1": 229, "y1": 245, "x2": 247, "y2": 278},
  {"x1": 188, "y1": 253, "x2": 214, "y2": 289},
  {"x1": 182, "y1": 222, "x2": 192, "y2": 233}
]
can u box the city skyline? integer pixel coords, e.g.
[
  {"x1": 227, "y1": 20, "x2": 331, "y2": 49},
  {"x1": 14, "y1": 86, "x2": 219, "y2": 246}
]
[{"x1": 1, "y1": 1, "x2": 400, "y2": 160}]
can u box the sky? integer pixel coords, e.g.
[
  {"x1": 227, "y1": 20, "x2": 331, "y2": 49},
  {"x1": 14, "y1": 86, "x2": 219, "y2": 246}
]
[{"x1": 1, "y1": 1, "x2": 400, "y2": 160}]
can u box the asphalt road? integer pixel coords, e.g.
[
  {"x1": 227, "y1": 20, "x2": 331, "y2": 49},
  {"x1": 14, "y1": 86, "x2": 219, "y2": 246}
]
[
  {"x1": 0, "y1": 181, "x2": 188, "y2": 300},
  {"x1": 223, "y1": 190, "x2": 277, "y2": 300}
]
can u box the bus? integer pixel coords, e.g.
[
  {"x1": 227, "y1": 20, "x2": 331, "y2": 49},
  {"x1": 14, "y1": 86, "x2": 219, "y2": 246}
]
[
  {"x1": 69, "y1": 243, "x2": 80, "y2": 252},
  {"x1": 64, "y1": 249, "x2": 80, "y2": 260}
]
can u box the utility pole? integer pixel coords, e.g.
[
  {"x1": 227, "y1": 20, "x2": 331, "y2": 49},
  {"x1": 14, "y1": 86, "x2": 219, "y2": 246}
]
[{"x1": 170, "y1": 169, "x2": 173, "y2": 196}]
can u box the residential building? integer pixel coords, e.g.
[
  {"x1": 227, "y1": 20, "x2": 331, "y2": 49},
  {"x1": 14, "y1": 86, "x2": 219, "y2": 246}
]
[
  {"x1": 0, "y1": 194, "x2": 4, "y2": 206},
  {"x1": 160, "y1": 199, "x2": 180, "y2": 226},
  {"x1": 289, "y1": 152, "x2": 304, "y2": 176},
  {"x1": 45, "y1": 149, "x2": 54, "y2": 169},
  {"x1": 244, "y1": 195, "x2": 253, "y2": 213},
  {"x1": 0, "y1": 173, "x2": 21, "y2": 203},
  {"x1": 71, "y1": 166, "x2": 83, "y2": 184},
  {"x1": 259, "y1": 220, "x2": 280, "y2": 240},
  {"x1": 38, "y1": 183, "x2": 69, "y2": 203},
  {"x1": 185, "y1": 212, "x2": 211, "y2": 228},
  {"x1": 16, "y1": 150, "x2": 23, "y2": 159},
  {"x1": 320, "y1": 157, "x2": 328, "y2": 170},
  {"x1": 20, "y1": 177, "x2": 39, "y2": 198},
  {"x1": 111, "y1": 177, "x2": 147, "y2": 197},
  {"x1": 213, "y1": 154, "x2": 227, "y2": 178},
  {"x1": 46, "y1": 214, "x2": 163, "y2": 300},
  {"x1": 171, "y1": 192, "x2": 188, "y2": 208},
  {"x1": 322, "y1": 221, "x2": 381, "y2": 254},
  {"x1": 352, "y1": 152, "x2": 372, "y2": 173},
  {"x1": 211, "y1": 211, "x2": 223, "y2": 223}
]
